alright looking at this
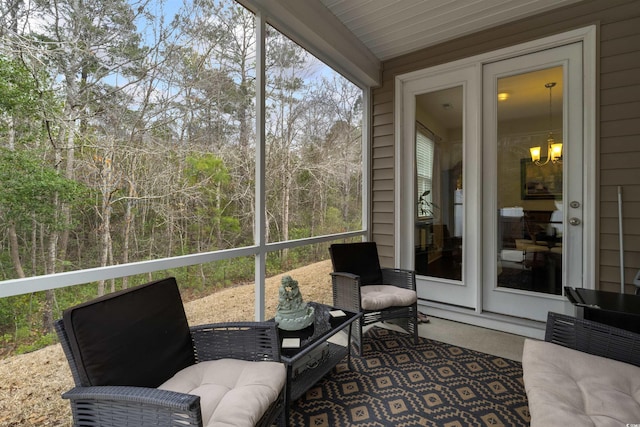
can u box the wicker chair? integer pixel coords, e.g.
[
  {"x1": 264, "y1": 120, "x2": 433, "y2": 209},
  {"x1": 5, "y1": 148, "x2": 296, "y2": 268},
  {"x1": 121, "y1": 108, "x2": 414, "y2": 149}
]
[
  {"x1": 55, "y1": 277, "x2": 285, "y2": 427},
  {"x1": 329, "y1": 242, "x2": 418, "y2": 355}
]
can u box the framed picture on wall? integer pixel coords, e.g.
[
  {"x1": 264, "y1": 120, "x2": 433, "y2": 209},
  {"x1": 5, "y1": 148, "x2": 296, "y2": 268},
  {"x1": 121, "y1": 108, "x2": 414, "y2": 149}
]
[{"x1": 521, "y1": 158, "x2": 562, "y2": 200}]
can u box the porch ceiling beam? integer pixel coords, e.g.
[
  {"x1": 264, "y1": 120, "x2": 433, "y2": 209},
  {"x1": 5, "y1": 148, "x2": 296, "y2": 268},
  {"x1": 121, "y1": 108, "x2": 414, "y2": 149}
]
[{"x1": 237, "y1": 0, "x2": 381, "y2": 87}]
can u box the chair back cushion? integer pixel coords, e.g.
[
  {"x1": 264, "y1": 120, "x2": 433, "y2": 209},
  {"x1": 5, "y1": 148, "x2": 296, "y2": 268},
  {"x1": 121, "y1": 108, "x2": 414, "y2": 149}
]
[
  {"x1": 62, "y1": 277, "x2": 195, "y2": 387},
  {"x1": 329, "y1": 242, "x2": 383, "y2": 284}
]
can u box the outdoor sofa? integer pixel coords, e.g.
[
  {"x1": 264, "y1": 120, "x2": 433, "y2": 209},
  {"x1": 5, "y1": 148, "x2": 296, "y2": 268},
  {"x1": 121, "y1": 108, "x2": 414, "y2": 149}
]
[{"x1": 523, "y1": 312, "x2": 640, "y2": 427}]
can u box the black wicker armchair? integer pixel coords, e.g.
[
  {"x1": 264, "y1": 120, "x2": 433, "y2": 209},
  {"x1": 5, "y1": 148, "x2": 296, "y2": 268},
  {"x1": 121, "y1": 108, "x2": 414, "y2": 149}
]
[
  {"x1": 55, "y1": 277, "x2": 285, "y2": 427},
  {"x1": 329, "y1": 242, "x2": 418, "y2": 355}
]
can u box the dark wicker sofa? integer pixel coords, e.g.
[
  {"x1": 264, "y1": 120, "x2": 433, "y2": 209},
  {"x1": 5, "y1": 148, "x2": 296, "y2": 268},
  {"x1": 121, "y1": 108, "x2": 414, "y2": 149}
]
[{"x1": 523, "y1": 312, "x2": 640, "y2": 427}]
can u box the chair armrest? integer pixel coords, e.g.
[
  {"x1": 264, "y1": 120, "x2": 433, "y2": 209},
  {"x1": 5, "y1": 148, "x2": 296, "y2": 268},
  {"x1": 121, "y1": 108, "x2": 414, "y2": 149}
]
[
  {"x1": 190, "y1": 322, "x2": 281, "y2": 362},
  {"x1": 545, "y1": 312, "x2": 640, "y2": 367},
  {"x1": 62, "y1": 386, "x2": 202, "y2": 426},
  {"x1": 381, "y1": 268, "x2": 416, "y2": 291},
  {"x1": 331, "y1": 272, "x2": 362, "y2": 312}
]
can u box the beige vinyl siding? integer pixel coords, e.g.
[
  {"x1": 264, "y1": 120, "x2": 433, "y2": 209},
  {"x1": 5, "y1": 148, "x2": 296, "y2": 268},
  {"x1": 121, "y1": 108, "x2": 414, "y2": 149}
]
[
  {"x1": 371, "y1": 84, "x2": 396, "y2": 265},
  {"x1": 371, "y1": 0, "x2": 640, "y2": 291},
  {"x1": 599, "y1": 8, "x2": 640, "y2": 292}
]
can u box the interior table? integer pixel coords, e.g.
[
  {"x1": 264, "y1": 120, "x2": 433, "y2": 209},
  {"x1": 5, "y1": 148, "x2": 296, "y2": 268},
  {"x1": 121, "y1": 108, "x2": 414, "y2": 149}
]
[
  {"x1": 565, "y1": 286, "x2": 640, "y2": 334},
  {"x1": 277, "y1": 302, "x2": 361, "y2": 423}
]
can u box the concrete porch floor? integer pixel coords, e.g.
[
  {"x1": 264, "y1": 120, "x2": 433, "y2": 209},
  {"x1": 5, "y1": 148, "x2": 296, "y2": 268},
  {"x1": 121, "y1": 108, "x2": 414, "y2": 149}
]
[
  {"x1": 375, "y1": 316, "x2": 527, "y2": 362},
  {"x1": 417, "y1": 316, "x2": 526, "y2": 362}
]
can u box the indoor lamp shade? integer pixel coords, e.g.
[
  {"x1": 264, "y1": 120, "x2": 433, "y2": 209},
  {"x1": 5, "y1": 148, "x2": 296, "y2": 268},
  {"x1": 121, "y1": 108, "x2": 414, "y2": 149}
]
[
  {"x1": 550, "y1": 142, "x2": 563, "y2": 159},
  {"x1": 530, "y1": 146, "x2": 541, "y2": 163}
]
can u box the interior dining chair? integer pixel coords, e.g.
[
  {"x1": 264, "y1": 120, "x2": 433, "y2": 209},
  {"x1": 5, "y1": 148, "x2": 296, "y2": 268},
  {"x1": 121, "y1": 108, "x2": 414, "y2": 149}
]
[
  {"x1": 55, "y1": 277, "x2": 286, "y2": 427},
  {"x1": 329, "y1": 242, "x2": 419, "y2": 355}
]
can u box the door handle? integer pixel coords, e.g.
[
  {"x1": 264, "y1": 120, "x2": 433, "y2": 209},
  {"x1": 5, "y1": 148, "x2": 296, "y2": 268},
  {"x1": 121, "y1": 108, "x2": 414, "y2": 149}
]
[{"x1": 569, "y1": 217, "x2": 581, "y2": 226}]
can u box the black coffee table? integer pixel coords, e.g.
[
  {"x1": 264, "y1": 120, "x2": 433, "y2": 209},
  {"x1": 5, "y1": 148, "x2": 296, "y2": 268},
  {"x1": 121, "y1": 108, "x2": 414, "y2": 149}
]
[{"x1": 277, "y1": 302, "x2": 361, "y2": 421}]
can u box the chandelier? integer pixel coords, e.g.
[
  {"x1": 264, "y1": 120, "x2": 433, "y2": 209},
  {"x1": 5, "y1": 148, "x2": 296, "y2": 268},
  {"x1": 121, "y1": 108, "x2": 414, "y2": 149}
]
[{"x1": 530, "y1": 82, "x2": 562, "y2": 166}]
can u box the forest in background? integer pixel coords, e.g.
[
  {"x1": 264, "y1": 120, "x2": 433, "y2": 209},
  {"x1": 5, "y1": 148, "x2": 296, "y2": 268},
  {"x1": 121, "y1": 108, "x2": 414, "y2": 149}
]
[{"x1": 0, "y1": 0, "x2": 362, "y2": 356}]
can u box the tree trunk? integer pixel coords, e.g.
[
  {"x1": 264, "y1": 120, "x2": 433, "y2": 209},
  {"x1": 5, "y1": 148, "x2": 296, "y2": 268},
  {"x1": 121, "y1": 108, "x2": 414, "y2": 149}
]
[
  {"x1": 281, "y1": 151, "x2": 291, "y2": 267},
  {"x1": 7, "y1": 224, "x2": 25, "y2": 278},
  {"x1": 41, "y1": 139, "x2": 64, "y2": 332},
  {"x1": 31, "y1": 220, "x2": 37, "y2": 275},
  {"x1": 97, "y1": 191, "x2": 112, "y2": 297},
  {"x1": 121, "y1": 179, "x2": 135, "y2": 289},
  {"x1": 43, "y1": 229, "x2": 58, "y2": 332},
  {"x1": 216, "y1": 181, "x2": 222, "y2": 247}
]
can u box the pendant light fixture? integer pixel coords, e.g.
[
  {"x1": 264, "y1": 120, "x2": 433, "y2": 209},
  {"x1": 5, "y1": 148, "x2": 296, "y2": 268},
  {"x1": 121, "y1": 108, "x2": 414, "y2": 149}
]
[{"x1": 530, "y1": 82, "x2": 562, "y2": 165}]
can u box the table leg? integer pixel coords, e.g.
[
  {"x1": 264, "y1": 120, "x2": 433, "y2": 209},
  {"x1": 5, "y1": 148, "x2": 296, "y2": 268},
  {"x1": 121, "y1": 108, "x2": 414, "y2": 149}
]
[
  {"x1": 346, "y1": 322, "x2": 354, "y2": 368},
  {"x1": 282, "y1": 364, "x2": 293, "y2": 427}
]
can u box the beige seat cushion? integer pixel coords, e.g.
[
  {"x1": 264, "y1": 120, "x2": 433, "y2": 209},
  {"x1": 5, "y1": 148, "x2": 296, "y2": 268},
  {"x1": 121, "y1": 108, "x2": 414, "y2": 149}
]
[
  {"x1": 523, "y1": 339, "x2": 640, "y2": 427},
  {"x1": 360, "y1": 285, "x2": 417, "y2": 311},
  {"x1": 159, "y1": 359, "x2": 285, "y2": 427}
]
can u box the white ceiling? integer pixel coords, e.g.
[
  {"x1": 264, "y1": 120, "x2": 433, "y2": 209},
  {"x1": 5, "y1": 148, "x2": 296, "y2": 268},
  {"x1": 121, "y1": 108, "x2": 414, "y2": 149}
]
[
  {"x1": 319, "y1": 0, "x2": 583, "y2": 61},
  {"x1": 312, "y1": 0, "x2": 574, "y2": 125}
]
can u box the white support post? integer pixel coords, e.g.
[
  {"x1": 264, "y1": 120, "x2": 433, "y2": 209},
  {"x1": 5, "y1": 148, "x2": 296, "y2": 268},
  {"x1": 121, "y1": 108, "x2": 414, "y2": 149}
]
[{"x1": 254, "y1": 11, "x2": 267, "y2": 321}]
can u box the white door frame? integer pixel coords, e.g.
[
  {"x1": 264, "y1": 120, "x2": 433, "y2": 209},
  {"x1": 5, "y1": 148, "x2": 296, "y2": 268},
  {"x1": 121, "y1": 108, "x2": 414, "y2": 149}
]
[{"x1": 394, "y1": 26, "x2": 596, "y2": 338}]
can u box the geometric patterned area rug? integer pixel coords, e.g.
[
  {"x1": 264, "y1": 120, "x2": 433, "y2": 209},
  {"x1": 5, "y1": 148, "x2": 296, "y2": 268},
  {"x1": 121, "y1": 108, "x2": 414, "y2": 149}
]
[{"x1": 289, "y1": 327, "x2": 530, "y2": 427}]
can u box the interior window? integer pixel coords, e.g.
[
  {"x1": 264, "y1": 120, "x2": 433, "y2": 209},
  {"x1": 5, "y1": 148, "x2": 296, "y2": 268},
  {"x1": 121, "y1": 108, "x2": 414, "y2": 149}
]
[{"x1": 416, "y1": 124, "x2": 435, "y2": 218}]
